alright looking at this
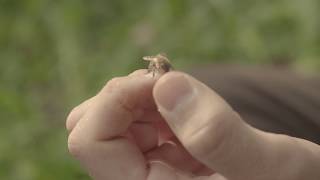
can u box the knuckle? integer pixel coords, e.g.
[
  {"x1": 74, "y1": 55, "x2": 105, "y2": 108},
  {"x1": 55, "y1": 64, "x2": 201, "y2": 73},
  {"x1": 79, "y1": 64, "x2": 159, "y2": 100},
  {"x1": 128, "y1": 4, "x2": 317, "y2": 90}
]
[
  {"x1": 105, "y1": 77, "x2": 123, "y2": 90},
  {"x1": 101, "y1": 77, "x2": 125, "y2": 94},
  {"x1": 129, "y1": 69, "x2": 147, "y2": 76},
  {"x1": 183, "y1": 110, "x2": 236, "y2": 159},
  {"x1": 66, "y1": 106, "x2": 80, "y2": 131},
  {"x1": 67, "y1": 133, "x2": 88, "y2": 158},
  {"x1": 100, "y1": 76, "x2": 137, "y2": 110}
]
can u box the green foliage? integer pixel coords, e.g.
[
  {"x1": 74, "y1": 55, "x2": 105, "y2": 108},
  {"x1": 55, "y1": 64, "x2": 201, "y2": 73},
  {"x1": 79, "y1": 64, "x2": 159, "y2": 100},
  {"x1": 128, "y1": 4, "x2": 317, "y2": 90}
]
[{"x1": 0, "y1": 0, "x2": 319, "y2": 179}]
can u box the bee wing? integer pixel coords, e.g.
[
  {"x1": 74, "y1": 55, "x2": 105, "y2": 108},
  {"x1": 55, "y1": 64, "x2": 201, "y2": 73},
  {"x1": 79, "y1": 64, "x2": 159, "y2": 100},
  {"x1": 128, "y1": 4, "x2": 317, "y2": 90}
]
[
  {"x1": 158, "y1": 52, "x2": 167, "y2": 57},
  {"x1": 143, "y1": 56, "x2": 155, "y2": 61},
  {"x1": 157, "y1": 53, "x2": 171, "y2": 64}
]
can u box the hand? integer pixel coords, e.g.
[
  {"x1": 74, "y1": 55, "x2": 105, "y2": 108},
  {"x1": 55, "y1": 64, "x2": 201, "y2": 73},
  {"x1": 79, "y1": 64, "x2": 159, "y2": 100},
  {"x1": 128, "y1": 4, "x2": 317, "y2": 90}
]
[{"x1": 66, "y1": 70, "x2": 320, "y2": 180}]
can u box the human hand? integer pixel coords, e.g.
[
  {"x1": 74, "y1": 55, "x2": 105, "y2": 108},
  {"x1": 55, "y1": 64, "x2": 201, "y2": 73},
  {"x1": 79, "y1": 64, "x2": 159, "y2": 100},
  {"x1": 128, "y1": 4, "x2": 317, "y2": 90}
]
[{"x1": 66, "y1": 70, "x2": 320, "y2": 180}]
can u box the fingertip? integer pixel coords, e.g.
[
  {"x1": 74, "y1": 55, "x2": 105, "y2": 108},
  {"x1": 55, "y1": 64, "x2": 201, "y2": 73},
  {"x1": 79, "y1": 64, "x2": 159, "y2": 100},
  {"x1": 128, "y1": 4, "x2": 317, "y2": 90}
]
[
  {"x1": 153, "y1": 71, "x2": 194, "y2": 112},
  {"x1": 66, "y1": 107, "x2": 78, "y2": 132}
]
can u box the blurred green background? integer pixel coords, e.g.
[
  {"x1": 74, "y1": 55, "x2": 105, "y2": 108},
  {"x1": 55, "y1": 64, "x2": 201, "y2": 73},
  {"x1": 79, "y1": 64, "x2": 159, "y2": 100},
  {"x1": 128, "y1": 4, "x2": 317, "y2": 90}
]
[{"x1": 1, "y1": 0, "x2": 320, "y2": 179}]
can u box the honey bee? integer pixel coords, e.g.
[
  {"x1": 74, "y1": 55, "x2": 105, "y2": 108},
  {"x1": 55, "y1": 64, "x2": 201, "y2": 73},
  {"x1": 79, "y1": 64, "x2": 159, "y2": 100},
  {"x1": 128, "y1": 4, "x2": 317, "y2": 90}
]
[{"x1": 143, "y1": 53, "x2": 173, "y2": 77}]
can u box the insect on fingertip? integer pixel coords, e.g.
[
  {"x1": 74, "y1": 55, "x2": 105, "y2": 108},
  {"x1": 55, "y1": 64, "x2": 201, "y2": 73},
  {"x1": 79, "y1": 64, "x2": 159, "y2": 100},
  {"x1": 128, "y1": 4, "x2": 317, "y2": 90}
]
[{"x1": 142, "y1": 53, "x2": 173, "y2": 77}]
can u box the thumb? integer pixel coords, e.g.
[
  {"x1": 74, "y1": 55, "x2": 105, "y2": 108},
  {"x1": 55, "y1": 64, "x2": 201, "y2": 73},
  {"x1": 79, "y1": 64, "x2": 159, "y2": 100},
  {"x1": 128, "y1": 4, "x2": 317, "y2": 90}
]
[{"x1": 153, "y1": 71, "x2": 320, "y2": 180}]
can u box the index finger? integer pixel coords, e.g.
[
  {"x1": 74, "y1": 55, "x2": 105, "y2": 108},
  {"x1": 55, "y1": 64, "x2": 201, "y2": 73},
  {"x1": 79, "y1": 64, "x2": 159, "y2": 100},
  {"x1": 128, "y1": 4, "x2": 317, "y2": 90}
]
[
  {"x1": 66, "y1": 69, "x2": 150, "y2": 133},
  {"x1": 77, "y1": 74, "x2": 157, "y2": 141}
]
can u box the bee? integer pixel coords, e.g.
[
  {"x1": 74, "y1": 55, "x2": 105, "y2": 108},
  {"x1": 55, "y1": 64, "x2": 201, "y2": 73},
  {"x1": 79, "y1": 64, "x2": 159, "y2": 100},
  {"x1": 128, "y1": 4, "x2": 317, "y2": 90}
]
[{"x1": 143, "y1": 53, "x2": 173, "y2": 77}]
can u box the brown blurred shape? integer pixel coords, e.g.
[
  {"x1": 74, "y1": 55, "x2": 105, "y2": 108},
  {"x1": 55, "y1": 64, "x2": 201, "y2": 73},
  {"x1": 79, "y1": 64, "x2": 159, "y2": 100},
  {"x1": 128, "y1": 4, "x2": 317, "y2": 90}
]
[{"x1": 190, "y1": 65, "x2": 320, "y2": 144}]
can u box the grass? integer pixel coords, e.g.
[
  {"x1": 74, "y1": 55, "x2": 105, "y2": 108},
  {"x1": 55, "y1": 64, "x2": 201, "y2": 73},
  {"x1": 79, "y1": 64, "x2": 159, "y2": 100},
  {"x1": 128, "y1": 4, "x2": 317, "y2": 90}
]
[{"x1": 0, "y1": 0, "x2": 319, "y2": 179}]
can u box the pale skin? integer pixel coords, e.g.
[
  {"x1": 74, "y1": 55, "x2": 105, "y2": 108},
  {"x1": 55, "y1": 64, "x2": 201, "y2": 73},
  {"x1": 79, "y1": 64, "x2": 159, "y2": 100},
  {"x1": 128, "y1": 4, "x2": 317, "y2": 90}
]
[{"x1": 66, "y1": 69, "x2": 320, "y2": 180}]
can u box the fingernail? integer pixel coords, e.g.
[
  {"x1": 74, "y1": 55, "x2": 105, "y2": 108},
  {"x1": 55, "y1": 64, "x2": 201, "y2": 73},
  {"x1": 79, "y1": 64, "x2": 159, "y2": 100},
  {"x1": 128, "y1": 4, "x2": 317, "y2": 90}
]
[{"x1": 154, "y1": 73, "x2": 194, "y2": 111}]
